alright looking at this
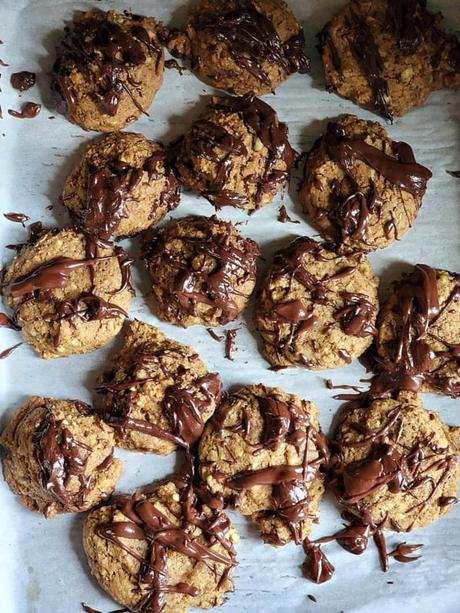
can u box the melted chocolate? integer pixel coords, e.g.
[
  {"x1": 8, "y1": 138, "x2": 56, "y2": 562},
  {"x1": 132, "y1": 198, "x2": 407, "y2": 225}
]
[
  {"x1": 224, "y1": 328, "x2": 238, "y2": 360},
  {"x1": 216, "y1": 391, "x2": 329, "y2": 545},
  {"x1": 0, "y1": 342, "x2": 22, "y2": 360},
  {"x1": 98, "y1": 343, "x2": 221, "y2": 448},
  {"x1": 446, "y1": 170, "x2": 460, "y2": 178},
  {"x1": 164, "y1": 58, "x2": 185, "y2": 74},
  {"x1": 71, "y1": 149, "x2": 179, "y2": 239},
  {"x1": 10, "y1": 71, "x2": 36, "y2": 91},
  {"x1": 8, "y1": 102, "x2": 41, "y2": 118},
  {"x1": 302, "y1": 542, "x2": 335, "y2": 583},
  {"x1": 94, "y1": 460, "x2": 236, "y2": 613},
  {"x1": 34, "y1": 405, "x2": 103, "y2": 510},
  {"x1": 175, "y1": 95, "x2": 295, "y2": 210},
  {"x1": 51, "y1": 12, "x2": 161, "y2": 118},
  {"x1": 373, "y1": 264, "x2": 460, "y2": 398},
  {"x1": 388, "y1": 542, "x2": 423, "y2": 563},
  {"x1": 192, "y1": 1, "x2": 309, "y2": 88},
  {"x1": 3, "y1": 213, "x2": 30, "y2": 225},
  {"x1": 0, "y1": 312, "x2": 20, "y2": 330},
  {"x1": 144, "y1": 216, "x2": 260, "y2": 325},
  {"x1": 277, "y1": 204, "x2": 300, "y2": 224}
]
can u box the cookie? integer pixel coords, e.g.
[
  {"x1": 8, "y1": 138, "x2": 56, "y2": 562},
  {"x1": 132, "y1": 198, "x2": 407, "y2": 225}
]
[
  {"x1": 174, "y1": 95, "x2": 295, "y2": 212},
  {"x1": 83, "y1": 479, "x2": 238, "y2": 613},
  {"x1": 96, "y1": 320, "x2": 222, "y2": 454},
  {"x1": 143, "y1": 215, "x2": 260, "y2": 327},
  {"x1": 2, "y1": 227, "x2": 132, "y2": 358},
  {"x1": 198, "y1": 384, "x2": 329, "y2": 545},
  {"x1": 375, "y1": 264, "x2": 460, "y2": 398},
  {"x1": 51, "y1": 10, "x2": 164, "y2": 131},
  {"x1": 62, "y1": 132, "x2": 180, "y2": 239},
  {"x1": 330, "y1": 393, "x2": 460, "y2": 531},
  {"x1": 318, "y1": 0, "x2": 460, "y2": 120},
  {"x1": 0, "y1": 397, "x2": 121, "y2": 518},
  {"x1": 255, "y1": 236, "x2": 379, "y2": 370},
  {"x1": 167, "y1": 0, "x2": 309, "y2": 95},
  {"x1": 299, "y1": 115, "x2": 432, "y2": 253}
]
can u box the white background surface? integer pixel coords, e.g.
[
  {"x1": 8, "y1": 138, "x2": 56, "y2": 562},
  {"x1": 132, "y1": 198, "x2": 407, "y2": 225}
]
[{"x1": 0, "y1": 1, "x2": 459, "y2": 612}]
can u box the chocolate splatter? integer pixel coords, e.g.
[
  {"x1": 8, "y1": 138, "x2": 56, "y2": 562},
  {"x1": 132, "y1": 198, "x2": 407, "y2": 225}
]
[
  {"x1": 224, "y1": 328, "x2": 238, "y2": 360},
  {"x1": 10, "y1": 71, "x2": 36, "y2": 91},
  {"x1": 0, "y1": 342, "x2": 22, "y2": 360},
  {"x1": 8, "y1": 102, "x2": 41, "y2": 118},
  {"x1": 3, "y1": 213, "x2": 30, "y2": 225},
  {"x1": 278, "y1": 205, "x2": 300, "y2": 224}
]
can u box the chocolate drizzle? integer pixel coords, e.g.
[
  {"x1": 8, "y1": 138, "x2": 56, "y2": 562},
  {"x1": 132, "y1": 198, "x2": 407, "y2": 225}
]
[
  {"x1": 3, "y1": 233, "x2": 132, "y2": 344},
  {"x1": 98, "y1": 341, "x2": 222, "y2": 449},
  {"x1": 212, "y1": 390, "x2": 329, "y2": 545},
  {"x1": 175, "y1": 95, "x2": 295, "y2": 210},
  {"x1": 192, "y1": 0, "x2": 309, "y2": 88},
  {"x1": 3, "y1": 212, "x2": 30, "y2": 225},
  {"x1": 0, "y1": 342, "x2": 22, "y2": 360},
  {"x1": 257, "y1": 236, "x2": 376, "y2": 366},
  {"x1": 144, "y1": 216, "x2": 260, "y2": 325},
  {"x1": 93, "y1": 462, "x2": 236, "y2": 613},
  {"x1": 34, "y1": 404, "x2": 103, "y2": 511},
  {"x1": 69, "y1": 148, "x2": 179, "y2": 239},
  {"x1": 318, "y1": 121, "x2": 431, "y2": 247},
  {"x1": 374, "y1": 264, "x2": 460, "y2": 398},
  {"x1": 51, "y1": 11, "x2": 161, "y2": 118}
]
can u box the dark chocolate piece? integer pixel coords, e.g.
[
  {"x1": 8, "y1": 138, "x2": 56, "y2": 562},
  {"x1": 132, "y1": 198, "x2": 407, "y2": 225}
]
[{"x1": 8, "y1": 102, "x2": 41, "y2": 118}]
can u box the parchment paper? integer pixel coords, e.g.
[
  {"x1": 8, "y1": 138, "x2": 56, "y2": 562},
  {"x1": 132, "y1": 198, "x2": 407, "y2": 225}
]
[{"x1": 0, "y1": 1, "x2": 459, "y2": 611}]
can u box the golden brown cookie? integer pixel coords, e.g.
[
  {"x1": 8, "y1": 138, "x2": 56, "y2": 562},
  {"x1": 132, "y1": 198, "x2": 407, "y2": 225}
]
[
  {"x1": 198, "y1": 384, "x2": 329, "y2": 545},
  {"x1": 96, "y1": 320, "x2": 222, "y2": 454},
  {"x1": 318, "y1": 0, "x2": 460, "y2": 120},
  {"x1": 51, "y1": 10, "x2": 164, "y2": 131},
  {"x1": 299, "y1": 115, "x2": 432, "y2": 253},
  {"x1": 83, "y1": 479, "x2": 238, "y2": 613},
  {"x1": 330, "y1": 393, "x2": 460, "y2": 531},
  {"x1": 0, "y1": 397, "x2": 121, "y2": 518},
  {"x1": 143, "y1": 215, "x2": 260, "y2": 327},
  {"x1": 2, "y1": 227, "x2": 132, "y2": 358},
  {"x1": 255, "y1": 236, "x2": 379, "y2": 370},
  {"x1": 167, "y1": 0, "x2": 309, "y2": 95},
  {"x1": 174, "y1": 95, "x2": 295, "y2": 212},
  {"x1": 375, "y1": 264, "x2": 460, "y2": 398},
  {"x1": 62, "y1": 132, "x2": 180, "y2": 239}
]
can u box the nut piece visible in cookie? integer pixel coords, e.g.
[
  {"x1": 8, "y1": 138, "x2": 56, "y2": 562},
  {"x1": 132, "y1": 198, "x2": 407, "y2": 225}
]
[
  {"x1": 199, "y1": 384, "x2": 329, "y2": 545},
  {"x1": 2, "y1": 227, "x2": 132, "y2": 358},
  {"x1": 299, "y1": 115, "x2": 432, "y2": 253},
  {"x1": 143, "y1": 215, "x2": 260, "y2": 327},
  {"x1": 174, "y1": 94, "x2": 295, "y2": 212},
  {"x1": 375, "y1": 264, "x2": 460, "y2": 398},
  {"x1": 96, "y1": 319, "x2": 222, "y2": 454},
  {"x1": 83, "y1": 479, "x2": 238, "y2": 613},
  {"x1": 167, "y1": 0, "x2": 310, "y2": 96},
  {"x1": 317, "y1": 0, "x2": 460, "y2": 120},
  {"x1": 51, "y1": 10, "x2": 164, "y2": 131},
  {"x1": 62, "y1": 133, "x2": 180, "y2": 239},
  {"x1": 255, "y1": 236, "x2": 379, "y2": 370},
  {"x1": 330, "y1": 393, "x2": 459, "y2": 531},
  {"x1": 0, "y1": 397, "x2": 122, "y2": 518}
]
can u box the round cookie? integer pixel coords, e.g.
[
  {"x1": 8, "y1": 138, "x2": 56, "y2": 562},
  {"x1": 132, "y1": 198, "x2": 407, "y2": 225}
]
[
  {"x1": 0, "y1": 397, "x2": 122, "y2": 518},
  {"x1": 167, "y1": 0, "x2": 310, "y2": 96},
  {"x1": 318, "y1": 0, "x2": 460, "y2": 120},
  {"x1": 2, "y1": 227, "x2": 132, "y2": 358},
  {"x1": 174, "y1": 95, "x2": 295, "y2": 212},
  {"x1": 330, "y1": 393, "x2": 460, "y2": 531},
  {"x1": 375, "y1": 264, "x2": 460, "y2": 398},
  {"x1": 62, "y1": 132, "x2": 180, "y2": 239},
  {"x1": 96, "y1": 319, "x2": 222, "y2": 453},
  {"x1": 83, "y1": 479, "x2": 238, "y2": 613},
  {"x1": 51, "y1": 10, "x2": 164, "y2": 131},
  {"x1": 255, "y1": 236, "x2": 379, "y2": 370},
  {"x1": 299, "y1": 115, "x2": 432, "y2": 253},
  {"x1": 143, "y1": 215, "x2": 260, "y2": 327},
  {"x1": 198, "y1": 384, "x2": 329, "y2": 545}
]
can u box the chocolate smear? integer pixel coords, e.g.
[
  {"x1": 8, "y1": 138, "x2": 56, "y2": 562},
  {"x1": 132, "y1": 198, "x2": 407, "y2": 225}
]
[
  {"x1": 8, "y1": 102, "x2": 41, "y2": 118},
  {"x1": 10, "y1": 71, "x2": 36, "y2": 91}
]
